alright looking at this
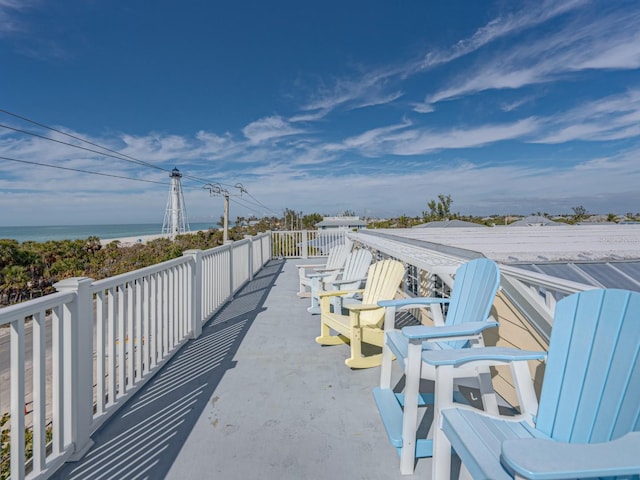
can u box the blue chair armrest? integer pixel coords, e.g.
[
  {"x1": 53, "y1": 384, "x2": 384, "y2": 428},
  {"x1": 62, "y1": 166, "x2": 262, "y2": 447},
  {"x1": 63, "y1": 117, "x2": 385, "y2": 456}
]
[
  {"x1": 501, "y1": 432, "x2": 640, "y2": 480},
  {"x1": 401, "y1": 321, "x2": 499, "y2": 341},
  {"x1": 421, "y1": 346, "x2": 546, "y2": 366},
  {"x1": 378, "y1": 297, "x2": 450, "y2": 308}
]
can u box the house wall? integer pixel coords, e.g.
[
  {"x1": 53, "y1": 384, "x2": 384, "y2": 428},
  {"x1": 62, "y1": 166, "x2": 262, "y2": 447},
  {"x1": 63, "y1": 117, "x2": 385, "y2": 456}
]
[{"x1": 484, "y1": 291, "x2": 548, "y2": 410}]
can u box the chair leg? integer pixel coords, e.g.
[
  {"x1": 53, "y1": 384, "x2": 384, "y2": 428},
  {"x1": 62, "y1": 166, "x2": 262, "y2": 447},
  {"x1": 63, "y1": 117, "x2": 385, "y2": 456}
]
[
  {"x1": 307, "y1": 295, "x2": 321, "y2": 314},
  {"x1": 379, "y1": 307, "x2": 396, "y2": 389},
  {"x1": 345, "y1": 353, "x2": 382, "y2": 369},
  {"x1": 432, "y1": 365, "x2": 455, "y2": 480},
  {"x1": 399, "y1": 341, "x2": 423, "y2": 474},
  {"x1": 308, "y1": 277, "x2": 322, "y2": 313},
  {"x1": 315, "y1": 321, "x2": 347, "y2": 345},
  {"x1": 477, "y1": 367, "x2": 499, "y2": 414}
]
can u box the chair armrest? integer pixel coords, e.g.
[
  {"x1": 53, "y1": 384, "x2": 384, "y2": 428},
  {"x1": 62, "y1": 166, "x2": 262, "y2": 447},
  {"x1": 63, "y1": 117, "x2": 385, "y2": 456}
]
[
  {"x1": 314, "y1": 266, "x2": 343, "y2": 273},
  {"x1": 402, "y1": 321, "x2": 499, "y2": 341},
  {"x1": 331, "y1": 276, "x2": 367, "y2": 287},
  {"x1": 306, "y1": 272, "x2": 333, "y2": 279},
  {"x1": 296, "y1": 263, "x2": 326, "y2": 270},
  {"x1": 378, "y1": 297, "x2": 450, "y2": 308},
  {"x1": 421, "y1": 346, "x2": 546, "y2": 367},
  {"x1": 317, "y1": 289, "x2": 364, "y2": 298},
  {"x1": 501, "y1": 432, "x2": 640, "y2": 480},
  {"x1": 345, "y1": 303, "x2": 382, "y2": 312}
]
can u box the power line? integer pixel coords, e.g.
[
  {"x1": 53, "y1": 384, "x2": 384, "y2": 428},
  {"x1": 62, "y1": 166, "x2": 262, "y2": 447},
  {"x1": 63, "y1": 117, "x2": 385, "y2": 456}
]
[
  {"x1": 0, "y1": 123, "x2": 168, "y2": 172},
  {"x1": 0, "y1": 155, "x2": 169, "y2": 186},
  {"x1": 0, "y1": 108, "x2": 280, "y2": 214},
  {"x1": 0, "y1": 120, "x2": 239, "y2": 190},
  {"x1": 0, "y1": 107, "x2": 165, "y2": 172},
  {"x1": 243, "y1": 190, "x2": 280, "y2": 214}
]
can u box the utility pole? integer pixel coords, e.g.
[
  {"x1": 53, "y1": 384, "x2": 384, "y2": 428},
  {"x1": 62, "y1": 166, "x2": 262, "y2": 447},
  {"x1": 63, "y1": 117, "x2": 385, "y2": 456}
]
[
  {"x1": 223, "y1": 190, "x2": 230, "y2": 242},
  {"x1": 203, "y1": 183, "x2": 247, "y2": 244}
]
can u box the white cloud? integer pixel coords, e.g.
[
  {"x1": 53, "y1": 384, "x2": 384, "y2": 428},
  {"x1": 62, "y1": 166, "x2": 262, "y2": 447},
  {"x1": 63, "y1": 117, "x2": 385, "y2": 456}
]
[
  {"x1": 0, "y1": 0, "x2": 37, "y2": 37},
  {"x1": 296, "y1": 0, "x2": 587, "y2": 119},
  {"x1": 534, "y1": 89, "x2": 640, "y2": 143},
  {"x1": 242, "y1": 116, "x2": 305, "y2": 144},
  {"x1": 337, "y1": 118, "x2": 538, "y2": 156},
  {"x1": 416, "y1": 0, "x2": 589, "y2": 72},
  {"x1": 426, "y1": 6, "x2": 640, "y2": 105}
]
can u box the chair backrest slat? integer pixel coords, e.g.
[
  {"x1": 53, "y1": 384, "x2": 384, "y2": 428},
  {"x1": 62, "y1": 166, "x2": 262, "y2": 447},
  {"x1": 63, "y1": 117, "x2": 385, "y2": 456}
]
[
  {"x1": 325, "y1": 244, "x2": 350, "y2": 270},
  {"x1": 360, "y1": 259, "x2": 405, "y2": 326},
  {"x1": 337, "y1": 249, "x2": 373, "y2": 290},
  {"x1": 536, "y1": 289, "x2": 640, "y2": 443},
  {"x1": 441, "y1": 258, "x2": 500, "y2": 349}
]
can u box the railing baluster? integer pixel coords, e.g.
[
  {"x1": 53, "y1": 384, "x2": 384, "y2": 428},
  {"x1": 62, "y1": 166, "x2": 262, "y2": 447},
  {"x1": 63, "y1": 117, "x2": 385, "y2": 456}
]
[
  {"x1": 135, "y1": 279, "x2": 142, "y2": 382},
  {"x1": 162, "y1": 271, "x2": 169, "y2": 356},
  {"x1": 150, "y1": 273, "x2": 158, "y2": 369},
  {"x1": 11, "y1": 319, "x2": 26, "y2": 480},
  {"x1": 95, "y1": 292, "x2": 105, "y2": 414},
  {"x1": 117, "y1": 284, "x2": 126, "y2": 397},
  {"x1": 142, "y1": 276, "x2": 150, "y2": 375},
  {"x1": 107, "y1": 287, "x2": 116, "y2": 407},
  {"x1": 127, "y1": 282, "x2": 134, "y2": 389},
  {"x1": 32, "y1": 309, "x2": 46, "y2": 473},
  {"x1": 52, "y1": 304, "x2": 63, "y2": 455}
]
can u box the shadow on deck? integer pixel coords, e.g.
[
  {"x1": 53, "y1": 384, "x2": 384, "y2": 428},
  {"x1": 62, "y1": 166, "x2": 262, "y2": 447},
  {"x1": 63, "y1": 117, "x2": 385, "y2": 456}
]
[{"x1": 52, "y1": 259, "x2": 433, "y2": 480}]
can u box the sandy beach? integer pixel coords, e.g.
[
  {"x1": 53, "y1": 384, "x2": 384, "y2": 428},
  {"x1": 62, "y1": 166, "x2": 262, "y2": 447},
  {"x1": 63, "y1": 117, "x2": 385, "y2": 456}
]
[
  {"x1": 99, "y1": 230, "x2": 208, "y2": 247},
  {"x1": 99, "y1": 233, "x2": 170, "y2": 246}
]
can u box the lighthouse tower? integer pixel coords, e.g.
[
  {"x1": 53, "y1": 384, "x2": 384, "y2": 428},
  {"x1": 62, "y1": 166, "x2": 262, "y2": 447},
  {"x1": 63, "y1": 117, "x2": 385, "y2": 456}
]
[{"x1": 162, "y1": 168, "x2": 190, "y2": 238}]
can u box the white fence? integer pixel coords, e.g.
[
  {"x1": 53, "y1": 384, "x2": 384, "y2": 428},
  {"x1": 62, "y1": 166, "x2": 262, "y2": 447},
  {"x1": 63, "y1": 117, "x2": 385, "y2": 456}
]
[
  {"x1": 0, "y1": 232, "x2": 271, "y2": 480},
  {"x1": 271, "y1": 230, "x2": 348, "y2": 258}
]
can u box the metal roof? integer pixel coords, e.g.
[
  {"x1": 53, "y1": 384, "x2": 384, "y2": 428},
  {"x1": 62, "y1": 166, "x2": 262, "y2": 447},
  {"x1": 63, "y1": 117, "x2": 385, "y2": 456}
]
[
  {"x1": 513, "y1": 261, "x2": 640, "y2": 292},
  {"x1": 354, "y1": 224, "x2": 640, "y2": 292}
]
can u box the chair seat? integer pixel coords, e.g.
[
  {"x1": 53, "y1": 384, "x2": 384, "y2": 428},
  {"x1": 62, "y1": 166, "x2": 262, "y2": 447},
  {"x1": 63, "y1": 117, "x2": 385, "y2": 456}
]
[{"x1": 441, "y1": 408, "x2": 547, "y2": 480}]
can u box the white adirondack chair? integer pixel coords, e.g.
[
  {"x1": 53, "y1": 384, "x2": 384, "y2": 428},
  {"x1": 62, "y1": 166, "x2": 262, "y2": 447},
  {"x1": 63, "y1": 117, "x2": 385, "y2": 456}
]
[
  {"x1": 296, "y1": 243, "x2": 351, "y2": 298},
  {"x1": 307, "y1": 249, "x2": 373, "y2": 314}
]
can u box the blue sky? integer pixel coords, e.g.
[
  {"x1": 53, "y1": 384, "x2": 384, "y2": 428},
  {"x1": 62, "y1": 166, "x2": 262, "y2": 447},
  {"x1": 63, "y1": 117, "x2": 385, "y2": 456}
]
[{"x1": 1, "y1": 0, "x2": 640, "y2": 226}]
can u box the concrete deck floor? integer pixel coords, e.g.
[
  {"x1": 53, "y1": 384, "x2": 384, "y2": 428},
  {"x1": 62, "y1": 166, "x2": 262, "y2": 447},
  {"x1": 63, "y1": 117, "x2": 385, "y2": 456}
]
[{"x1": 51, "y1": 259, "x2": 435, "y2": 480}]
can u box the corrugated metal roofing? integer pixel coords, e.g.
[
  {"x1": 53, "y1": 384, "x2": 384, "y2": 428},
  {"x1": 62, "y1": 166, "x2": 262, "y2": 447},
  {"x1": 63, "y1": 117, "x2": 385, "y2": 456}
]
[
  {"x1": 355, "y1": 226, "x2": 640, "y2": 292},
  {"x1": 499, "y1": 261, "x2": 640, "y2": 292}
]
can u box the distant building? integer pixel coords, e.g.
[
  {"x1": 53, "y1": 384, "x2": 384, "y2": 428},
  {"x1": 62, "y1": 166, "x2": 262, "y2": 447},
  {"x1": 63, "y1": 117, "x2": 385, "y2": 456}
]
[{"x1": 315, "y1": 216, "x2": 367, "y2": 230}]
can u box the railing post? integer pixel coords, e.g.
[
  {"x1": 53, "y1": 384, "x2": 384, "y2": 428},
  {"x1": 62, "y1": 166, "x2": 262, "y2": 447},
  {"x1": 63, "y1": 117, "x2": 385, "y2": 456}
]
[
  {"x1": 301, "y1": 230, "x2": 308, "y2": 259},
  {"x1": 245, "y1": 235, "x2": 254, "y2": 281},
  {"x1": 53, "y1": 277, "x2": 95, "y2": 460},
  {"x1": 183, "y1": 249, "x2": 203, "y2": 339}
]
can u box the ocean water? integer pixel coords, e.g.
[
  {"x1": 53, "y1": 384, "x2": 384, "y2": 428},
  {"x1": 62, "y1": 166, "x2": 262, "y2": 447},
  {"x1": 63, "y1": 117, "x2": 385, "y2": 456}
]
[{"x1": 0, "y1": 223, "x2": 218, "y2": 243}]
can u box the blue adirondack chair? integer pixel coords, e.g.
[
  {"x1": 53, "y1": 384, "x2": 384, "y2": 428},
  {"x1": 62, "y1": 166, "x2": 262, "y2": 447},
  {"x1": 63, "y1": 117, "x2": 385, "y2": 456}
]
[
  {"x1": 425, "y1": 288, "x2": 640, "y2": 480},
  {"x1": 373, "y1": 258, "x2": 501, "y2": 474}
]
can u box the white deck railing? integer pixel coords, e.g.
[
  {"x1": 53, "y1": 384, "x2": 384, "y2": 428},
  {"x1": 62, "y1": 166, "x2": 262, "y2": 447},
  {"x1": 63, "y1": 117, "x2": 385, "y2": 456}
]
[
  {"x1": 271, "y1": 230, "x2": 348, "y2": 258},
  {"x1": 0, "y1": 232, "x2": 271, "y2": 480}
]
